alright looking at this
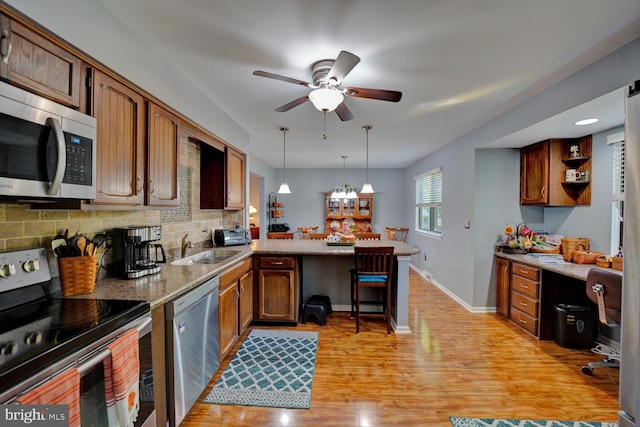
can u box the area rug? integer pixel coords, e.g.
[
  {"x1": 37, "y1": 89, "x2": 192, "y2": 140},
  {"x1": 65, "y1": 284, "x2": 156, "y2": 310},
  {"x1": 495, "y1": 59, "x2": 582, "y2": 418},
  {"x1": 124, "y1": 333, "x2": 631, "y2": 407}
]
[
  {"x1": 203, "y1": 329, "x2": 319, "y2": 409},
  {"x1": 449, "y1": 417, "x2": 617, "y2": 427}
]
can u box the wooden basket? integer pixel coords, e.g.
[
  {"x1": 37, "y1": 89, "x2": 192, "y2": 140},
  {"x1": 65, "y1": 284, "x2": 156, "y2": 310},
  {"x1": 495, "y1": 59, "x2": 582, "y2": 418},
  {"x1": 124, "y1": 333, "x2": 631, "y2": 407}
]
[
  {"x1": 612, "y1": 256, "x2": 623, "y2": 271},
  {"x1": 58, "y1": 255, "x2": 98, "y2": 296},
  {"x1": 529, "y1": 245, "x2": 560, "y2": 254},
  {"x1": 560, "y1": 238, "x2": 589, "y2": 262},
  {"x1": 572, "y1": 250, "x2": 601, "y2": 265},
  {"x1": 595, "y1": 256, "x2": 612, "y2": 268}
]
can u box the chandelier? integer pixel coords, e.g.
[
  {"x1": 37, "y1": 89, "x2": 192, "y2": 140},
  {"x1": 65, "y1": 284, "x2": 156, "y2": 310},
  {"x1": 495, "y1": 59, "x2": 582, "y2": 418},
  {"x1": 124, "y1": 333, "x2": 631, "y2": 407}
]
[{"x1": 330, "y1": 155, "x2": 357, "y2": 199}]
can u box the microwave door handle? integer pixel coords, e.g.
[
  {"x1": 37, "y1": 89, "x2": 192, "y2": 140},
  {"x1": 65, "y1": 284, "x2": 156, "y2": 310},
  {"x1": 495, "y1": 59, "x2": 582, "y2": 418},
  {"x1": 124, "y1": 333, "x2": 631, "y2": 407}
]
[{"x1": 45, "y1": 117, "x2": 66, "y2": 196}]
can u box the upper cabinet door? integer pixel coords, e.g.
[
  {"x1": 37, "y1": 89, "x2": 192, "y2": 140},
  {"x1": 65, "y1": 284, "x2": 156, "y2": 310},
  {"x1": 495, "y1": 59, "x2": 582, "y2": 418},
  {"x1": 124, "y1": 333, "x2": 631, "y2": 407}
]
[
  {"x1": 520, "y1": 141, "x2": 549, "y2": 205},
  {"x1": 0, "y1": 16, "x2": 81, "y2": 108},
  {"x1": 226, "y1": 147, "x2": 245, "y2": 209},
  {"x1": 147, "y1": 102, "x2": 179, "y2": 207},
  {"x1": 92, "y1": 70, "x2": 146, "y2": 206}
]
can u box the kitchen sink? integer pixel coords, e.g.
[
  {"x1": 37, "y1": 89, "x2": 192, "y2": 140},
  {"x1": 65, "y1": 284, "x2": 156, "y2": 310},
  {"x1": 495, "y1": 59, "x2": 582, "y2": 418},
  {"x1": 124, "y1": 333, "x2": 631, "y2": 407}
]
[{"x1": 171, "y1": 249, "x2": 241, "y2": 265}]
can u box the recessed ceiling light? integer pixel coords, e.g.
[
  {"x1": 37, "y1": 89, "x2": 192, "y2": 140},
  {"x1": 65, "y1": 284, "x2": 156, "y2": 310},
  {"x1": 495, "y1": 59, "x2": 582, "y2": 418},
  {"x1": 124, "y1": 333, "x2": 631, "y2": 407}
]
[{"x1": 575, "y1": 118, "x2": 599, "y2": 126}]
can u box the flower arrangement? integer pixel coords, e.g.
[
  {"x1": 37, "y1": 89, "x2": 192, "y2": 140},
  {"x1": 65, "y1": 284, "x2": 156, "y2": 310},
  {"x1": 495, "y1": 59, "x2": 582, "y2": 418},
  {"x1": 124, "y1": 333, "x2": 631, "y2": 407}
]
[
  {"x1": 570, "y1": 144, "x2": 579, "y2": 157},
  {"x1": 502, "y1": 222, "x2": 533, "y2": 249}
]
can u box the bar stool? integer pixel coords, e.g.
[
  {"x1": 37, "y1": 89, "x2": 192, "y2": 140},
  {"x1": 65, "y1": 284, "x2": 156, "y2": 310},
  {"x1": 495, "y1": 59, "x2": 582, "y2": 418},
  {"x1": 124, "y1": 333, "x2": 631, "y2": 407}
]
[
  {"x1": 384, "y1": 227, "x2": 409, "y2": 243},
  {"x1": 350, "y1": 246, "x2": 394, "y2": 334},
  {"x1": 297, "y1": 226, "x2": 319, "y2": 239}
]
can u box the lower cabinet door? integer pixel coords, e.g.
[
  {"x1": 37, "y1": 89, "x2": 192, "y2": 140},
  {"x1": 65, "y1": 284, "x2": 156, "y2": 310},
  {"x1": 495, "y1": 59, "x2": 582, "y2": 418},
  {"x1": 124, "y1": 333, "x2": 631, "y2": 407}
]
[
  {"x1": 238, "y1": 271, "x2": 253, "y2": 333},
  {"x1": 219, "y1": 283, "x2": 239, "y2": 360},
  {"x1": 258, "y1": 270, "x2": 295, "y2": 321}
]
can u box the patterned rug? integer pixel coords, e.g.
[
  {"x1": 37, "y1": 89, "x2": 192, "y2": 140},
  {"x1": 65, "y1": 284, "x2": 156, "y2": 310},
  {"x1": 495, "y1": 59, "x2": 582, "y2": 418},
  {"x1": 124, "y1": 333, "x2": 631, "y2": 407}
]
[
  {"x1": 203, "y1": 329, "x2": 319, "y2": 409},
  {"x1": 449, "y1": 417, "x2": 617, "y2": 427}
]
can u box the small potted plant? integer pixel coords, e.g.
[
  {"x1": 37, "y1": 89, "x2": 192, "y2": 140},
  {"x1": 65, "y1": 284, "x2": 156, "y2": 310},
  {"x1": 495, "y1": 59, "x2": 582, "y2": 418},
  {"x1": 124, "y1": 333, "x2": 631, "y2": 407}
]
[{"x1": 570, "y1": 144, "x2": 580, "y2": 158}]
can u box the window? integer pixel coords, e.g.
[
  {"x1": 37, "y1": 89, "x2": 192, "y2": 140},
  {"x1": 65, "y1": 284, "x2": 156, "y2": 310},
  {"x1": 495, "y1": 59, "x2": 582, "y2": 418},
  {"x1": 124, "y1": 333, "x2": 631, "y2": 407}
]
[
  {"x1": 415, "y1": 167, "x2": 442, "y2": 235},
  {"x1": 610, "y1": 132, "x2": 625, "y2": 254}
]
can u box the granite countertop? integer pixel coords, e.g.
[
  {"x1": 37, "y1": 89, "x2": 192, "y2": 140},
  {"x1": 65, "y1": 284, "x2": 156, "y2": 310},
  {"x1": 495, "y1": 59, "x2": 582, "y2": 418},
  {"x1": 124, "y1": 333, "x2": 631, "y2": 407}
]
[
  {"x1": 72, "y1": 239, "x2": 418, "y2": 309},
  {"x1": 495, "y1": 251, "x2": 622, "y2": 281}
]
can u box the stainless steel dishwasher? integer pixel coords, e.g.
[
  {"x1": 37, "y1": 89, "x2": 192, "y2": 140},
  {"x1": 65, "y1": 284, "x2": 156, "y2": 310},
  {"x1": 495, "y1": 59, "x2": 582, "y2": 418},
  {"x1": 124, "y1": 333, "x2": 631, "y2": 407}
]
[{"x1": 166, "y1": 276, "x2": 220, "y2": 427}]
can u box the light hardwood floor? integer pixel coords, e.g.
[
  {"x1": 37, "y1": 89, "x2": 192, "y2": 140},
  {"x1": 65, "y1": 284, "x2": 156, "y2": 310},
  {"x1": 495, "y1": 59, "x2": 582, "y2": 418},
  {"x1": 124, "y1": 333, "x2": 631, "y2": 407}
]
[{"x1": 182, "y1": 269, "x2": 620, "y2": 426}]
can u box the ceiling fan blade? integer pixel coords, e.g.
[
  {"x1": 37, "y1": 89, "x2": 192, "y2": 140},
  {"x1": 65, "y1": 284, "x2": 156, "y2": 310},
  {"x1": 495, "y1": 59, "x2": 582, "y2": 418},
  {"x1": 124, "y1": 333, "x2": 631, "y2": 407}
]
[
  {"x1": 275, "y1": 95, "x2": 309, "y2": 112},
  {"x1": 253, "y1": 70, "x2": 311, "y2": 87},
  {"x1": 345, "y1": 86, "x2": 402, "y2": 102},
  {"x1": 334, "y1": 102, "x2": 354, "y2": 121},
  {"x1": 327, "y1": 51, "x2": 360, "y2": 83}
]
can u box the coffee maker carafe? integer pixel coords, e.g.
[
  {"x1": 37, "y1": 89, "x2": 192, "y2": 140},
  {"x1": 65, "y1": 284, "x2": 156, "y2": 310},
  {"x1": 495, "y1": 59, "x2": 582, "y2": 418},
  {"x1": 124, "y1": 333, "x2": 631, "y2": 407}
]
[{"x1": 112, "y1": 225, "x2": 167, "y2": 279}]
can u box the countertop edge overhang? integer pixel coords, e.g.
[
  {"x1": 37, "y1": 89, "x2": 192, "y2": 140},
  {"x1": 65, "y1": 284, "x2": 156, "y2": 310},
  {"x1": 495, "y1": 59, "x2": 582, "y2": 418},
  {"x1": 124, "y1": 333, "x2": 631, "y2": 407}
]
[
  {"x1": 495, "y1": 251, "x2": 622, "y2": 281},
  {"x1": 67, "y1": 240, "x2": 419, "y2": 309}
]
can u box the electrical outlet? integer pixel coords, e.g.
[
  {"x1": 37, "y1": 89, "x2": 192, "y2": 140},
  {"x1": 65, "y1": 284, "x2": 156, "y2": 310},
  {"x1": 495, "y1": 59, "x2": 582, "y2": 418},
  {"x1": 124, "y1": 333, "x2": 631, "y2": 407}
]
[{"x1": 201, "y1": 221, "x2": 208, "y2": 232}]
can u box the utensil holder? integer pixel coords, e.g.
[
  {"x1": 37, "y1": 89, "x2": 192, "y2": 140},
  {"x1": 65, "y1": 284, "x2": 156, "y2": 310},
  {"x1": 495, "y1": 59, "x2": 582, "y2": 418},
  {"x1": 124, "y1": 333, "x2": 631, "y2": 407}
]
[{"x1": 58, "y1": 255, "x2": 98, "y2": 296}]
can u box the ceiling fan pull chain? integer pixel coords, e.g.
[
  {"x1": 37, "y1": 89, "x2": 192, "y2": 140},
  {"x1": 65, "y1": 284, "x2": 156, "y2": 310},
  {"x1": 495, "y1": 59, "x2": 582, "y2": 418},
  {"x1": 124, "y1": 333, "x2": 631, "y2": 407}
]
[{"x1": 323, "y1": 112, "x2": 327, "y2": 140}]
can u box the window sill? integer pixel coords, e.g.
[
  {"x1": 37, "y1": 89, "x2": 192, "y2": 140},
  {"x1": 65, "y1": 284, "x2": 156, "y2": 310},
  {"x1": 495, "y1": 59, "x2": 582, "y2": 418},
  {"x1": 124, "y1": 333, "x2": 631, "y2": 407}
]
[{"x1": 415, "y1": 230, "x2": 442, "y2": 240}]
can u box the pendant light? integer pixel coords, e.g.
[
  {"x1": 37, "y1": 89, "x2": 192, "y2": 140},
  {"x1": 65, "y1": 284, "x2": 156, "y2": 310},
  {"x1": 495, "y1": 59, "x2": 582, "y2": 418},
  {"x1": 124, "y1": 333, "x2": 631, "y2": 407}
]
[
  {"x1": 331, "y1": 155, "x2": 357, "y2": 199},
  {"x1": 361, "y1": 125, "x2": 375, "y2": 194},
  {"x1": 277, "y1": 127, "x2": 291, "y2": 194}
]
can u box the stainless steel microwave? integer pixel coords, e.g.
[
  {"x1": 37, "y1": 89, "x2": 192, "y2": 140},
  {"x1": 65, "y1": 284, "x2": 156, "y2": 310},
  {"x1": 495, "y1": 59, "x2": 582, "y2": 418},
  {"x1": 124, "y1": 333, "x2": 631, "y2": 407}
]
[{"x1": 0, "y1": 80, "x2": 96, "y2": 200}]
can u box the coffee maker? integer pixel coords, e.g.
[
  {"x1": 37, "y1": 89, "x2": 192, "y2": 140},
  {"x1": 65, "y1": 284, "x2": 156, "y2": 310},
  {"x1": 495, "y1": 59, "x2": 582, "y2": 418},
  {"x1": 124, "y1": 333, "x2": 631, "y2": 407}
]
[{"x1": 111, "y1": 225, "x2": 166, "y2": 279}]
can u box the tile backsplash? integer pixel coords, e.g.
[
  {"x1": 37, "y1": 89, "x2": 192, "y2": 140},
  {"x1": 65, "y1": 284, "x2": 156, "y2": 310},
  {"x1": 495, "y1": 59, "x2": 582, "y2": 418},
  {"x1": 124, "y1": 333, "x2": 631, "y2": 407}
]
[{"x1": 0, "y1": 133, "x2": 243, "y2": 259}]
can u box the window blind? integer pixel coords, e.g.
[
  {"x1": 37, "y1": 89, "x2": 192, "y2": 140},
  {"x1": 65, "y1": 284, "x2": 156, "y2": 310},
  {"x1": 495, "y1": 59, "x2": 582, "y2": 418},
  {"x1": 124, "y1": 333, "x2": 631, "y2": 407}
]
[
  {"x1": 612, "y1": 140, "x2": 625, "y2": 201},
  {"x1": 415, "y1": 167, "x2": 442, "y2": 206}
]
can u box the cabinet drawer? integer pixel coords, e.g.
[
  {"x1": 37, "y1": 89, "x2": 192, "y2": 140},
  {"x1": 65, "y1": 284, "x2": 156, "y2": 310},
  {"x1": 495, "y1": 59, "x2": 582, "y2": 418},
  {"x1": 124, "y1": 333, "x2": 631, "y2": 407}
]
[
  {"x1": 511, "y1": 262, "x2": 540, "y2": 281},
  {"x1": 509, "y1": 307, "x2": 538, "y2": 336},
  {"x1": 511, "y1": 274, "x2": 539, "y2": 299},
  {"x1": 510, "y1": 291, "x2": 538, "y2": 318},
  {"x1": 259, "y1": 256, "x2": 295, "y2": 270}
]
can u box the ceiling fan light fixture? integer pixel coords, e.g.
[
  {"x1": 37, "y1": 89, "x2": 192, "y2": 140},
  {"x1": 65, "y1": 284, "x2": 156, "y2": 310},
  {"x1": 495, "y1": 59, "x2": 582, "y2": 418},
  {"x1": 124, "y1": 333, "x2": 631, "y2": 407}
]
[{"x1": 309, "y1": 87, "x2": 344, "y2": 112}]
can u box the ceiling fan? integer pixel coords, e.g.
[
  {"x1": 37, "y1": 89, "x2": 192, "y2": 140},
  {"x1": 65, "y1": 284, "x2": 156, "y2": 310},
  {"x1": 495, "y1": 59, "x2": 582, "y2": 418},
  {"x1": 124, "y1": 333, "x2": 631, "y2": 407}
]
[{"x1": 253, "y1": 51, "x2": 402, "y2": 121}]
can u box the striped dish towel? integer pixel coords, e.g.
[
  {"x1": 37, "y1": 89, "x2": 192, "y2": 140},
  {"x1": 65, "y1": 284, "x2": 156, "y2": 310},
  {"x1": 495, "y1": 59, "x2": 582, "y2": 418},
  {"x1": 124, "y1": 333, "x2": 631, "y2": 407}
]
[
  {"x1": 16, "y1": 367, "x2": 80, "y2": 427},
  {"x1": 104, "y1": 329, "x2": 140, "y2": 427}
]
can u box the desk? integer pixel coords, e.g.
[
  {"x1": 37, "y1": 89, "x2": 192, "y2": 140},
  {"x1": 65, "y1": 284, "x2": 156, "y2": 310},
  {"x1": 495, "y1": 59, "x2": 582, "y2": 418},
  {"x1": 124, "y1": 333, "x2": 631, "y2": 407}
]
[
  {"x1": 252, "y1": 240, "x2": 419, "y2": 333},
  {"x1": 495, "y1": 252, "x2": 621, "y2": 339}
]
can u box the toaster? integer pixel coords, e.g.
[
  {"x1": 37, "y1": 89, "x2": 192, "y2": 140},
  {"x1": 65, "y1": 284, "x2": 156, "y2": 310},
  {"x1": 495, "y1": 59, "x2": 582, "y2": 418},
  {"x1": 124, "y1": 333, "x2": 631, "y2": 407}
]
[{"x1": 213, "y1": 228, "x2": 252, "y2": 247}]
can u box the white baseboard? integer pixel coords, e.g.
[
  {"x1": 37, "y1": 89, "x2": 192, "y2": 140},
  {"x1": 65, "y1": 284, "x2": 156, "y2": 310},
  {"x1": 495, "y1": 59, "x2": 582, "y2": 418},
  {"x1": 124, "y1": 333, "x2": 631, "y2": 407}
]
[{"x1": 409, "y1": 264, "x2": 495, "y2": 314}]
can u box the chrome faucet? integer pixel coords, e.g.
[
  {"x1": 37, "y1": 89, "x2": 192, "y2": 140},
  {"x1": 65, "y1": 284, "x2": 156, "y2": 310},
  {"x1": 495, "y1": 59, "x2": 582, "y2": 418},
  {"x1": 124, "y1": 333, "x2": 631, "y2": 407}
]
[{"x1": 181, "y1": 234, "x2": 193, "y2": 258}]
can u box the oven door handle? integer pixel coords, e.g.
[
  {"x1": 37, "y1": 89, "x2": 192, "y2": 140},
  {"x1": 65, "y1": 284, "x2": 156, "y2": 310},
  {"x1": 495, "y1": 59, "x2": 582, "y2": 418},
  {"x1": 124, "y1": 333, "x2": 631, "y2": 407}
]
[
  {"x1": 77, "y1": 316, "x2": 152, "y2": 375},
  {"x1": 46, "y1": 117, "x2": 66, "y2": 196}
]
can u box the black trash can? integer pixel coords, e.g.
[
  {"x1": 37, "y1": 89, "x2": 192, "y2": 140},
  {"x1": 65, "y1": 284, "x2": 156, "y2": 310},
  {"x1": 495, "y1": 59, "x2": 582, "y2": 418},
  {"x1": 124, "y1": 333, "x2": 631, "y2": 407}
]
[{"x1": 553, "y1": 304, "x2": 597, "y2": 348}]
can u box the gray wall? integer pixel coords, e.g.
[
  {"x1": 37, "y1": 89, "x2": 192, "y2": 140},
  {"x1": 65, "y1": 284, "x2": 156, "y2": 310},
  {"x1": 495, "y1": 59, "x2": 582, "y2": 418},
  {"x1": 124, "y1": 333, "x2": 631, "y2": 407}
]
[
  {"x1": 405, "y1": 38, "x2": 639, "y2": 310},
  {"x1": 263, "y1": 168, "x2": 404, "y2": 235}
]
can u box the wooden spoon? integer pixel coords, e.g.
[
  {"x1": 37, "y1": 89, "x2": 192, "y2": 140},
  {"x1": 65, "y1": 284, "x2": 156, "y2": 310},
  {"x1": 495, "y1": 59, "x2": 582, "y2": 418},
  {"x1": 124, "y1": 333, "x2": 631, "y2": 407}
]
[
  {"x1": 76, "y1": 236, "x2": 87, "y2": 256},
  {"x1": 86, "y1": 242, "x2": 95, "y2": 256}
]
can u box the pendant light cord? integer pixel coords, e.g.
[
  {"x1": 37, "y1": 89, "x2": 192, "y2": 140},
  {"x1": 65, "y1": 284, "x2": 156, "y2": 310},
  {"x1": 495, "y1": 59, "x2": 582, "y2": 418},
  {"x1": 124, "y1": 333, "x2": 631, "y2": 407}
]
[
  {"x1": 280, "y1": 127, "x2": 289, "y2": 182},
  {"x1": 364, "y1": 125, "x2": 371, "y2": 182}
]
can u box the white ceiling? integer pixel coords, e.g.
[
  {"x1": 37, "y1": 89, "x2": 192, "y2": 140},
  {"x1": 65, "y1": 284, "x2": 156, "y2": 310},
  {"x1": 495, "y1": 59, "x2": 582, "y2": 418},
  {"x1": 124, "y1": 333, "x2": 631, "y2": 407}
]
[{"x1": 96, "y1": 0, "x2": 640, "y2": 169}]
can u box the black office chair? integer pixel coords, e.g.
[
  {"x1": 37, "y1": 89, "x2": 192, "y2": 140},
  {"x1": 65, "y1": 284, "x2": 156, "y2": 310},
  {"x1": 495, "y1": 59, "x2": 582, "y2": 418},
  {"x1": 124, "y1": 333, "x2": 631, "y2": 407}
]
[{"x1": 581, "y1": 268, "x2": 622, "y2": 375}]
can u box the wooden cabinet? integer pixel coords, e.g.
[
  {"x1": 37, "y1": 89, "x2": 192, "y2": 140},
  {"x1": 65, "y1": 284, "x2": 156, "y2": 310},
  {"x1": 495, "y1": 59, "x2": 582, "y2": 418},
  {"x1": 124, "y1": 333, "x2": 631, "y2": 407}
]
[
  {"x1": 495, "y1": 257, "x2": 510, "y2": 317},
  {"x1": 219, "y1": 258, "x2": 253, "y2": 360},
  {"x1": 238, "y1": 270, "x2": 253, "y2": 333},
  {"x1": 92, "y1": 70, "x2": 146, "y2": 206},
  {"x1": 0, "y1": 14, "x2": 82, "y2": 108},
  {"x1": 147, "y1": 102, "x2": 179, "y2": 207},
  {"x1": 509, "y1": 262, "x2": 541, "y2": 337},
  {"x1": 92, "y1": 70, "x2": 179, "y2": 207},
  {"x1": 218, "y1": 280, "x2": 239, "y2": 360},
  {"x1": 226, "y1": 147, "x2": 245, "y2": 209},
  {"x1": 324, "y1": 193, "x2": 373, "y2": 233},
  {"x1": 520, "y1": 136, "x2": 592, "y2": 206},
  {"x1": 200, "y1": 144, "x2": 245, "y2": 210},
  {"x1": 253, "y1": 256, "x2": 299, "y2": 323}
]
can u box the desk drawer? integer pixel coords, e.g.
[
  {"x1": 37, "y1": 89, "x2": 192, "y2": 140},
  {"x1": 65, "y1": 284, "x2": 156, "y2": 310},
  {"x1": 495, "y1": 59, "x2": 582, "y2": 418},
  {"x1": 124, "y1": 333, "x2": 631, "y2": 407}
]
[
  {"x1": 259, "y1": 256, "x2": 295, "y2": 270},
  {"x1": 511, "y1": 274, "x2": 539, "y2": 299},
  {"x1": 511, "y1": 291, "x2": 538, "y2": 318},
  {"x1": 511, "y1": 262, "x2": 540, "y2": 281},
  {"x1": 509, "y1": 307, "x2": 538, "y2": 336}
]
